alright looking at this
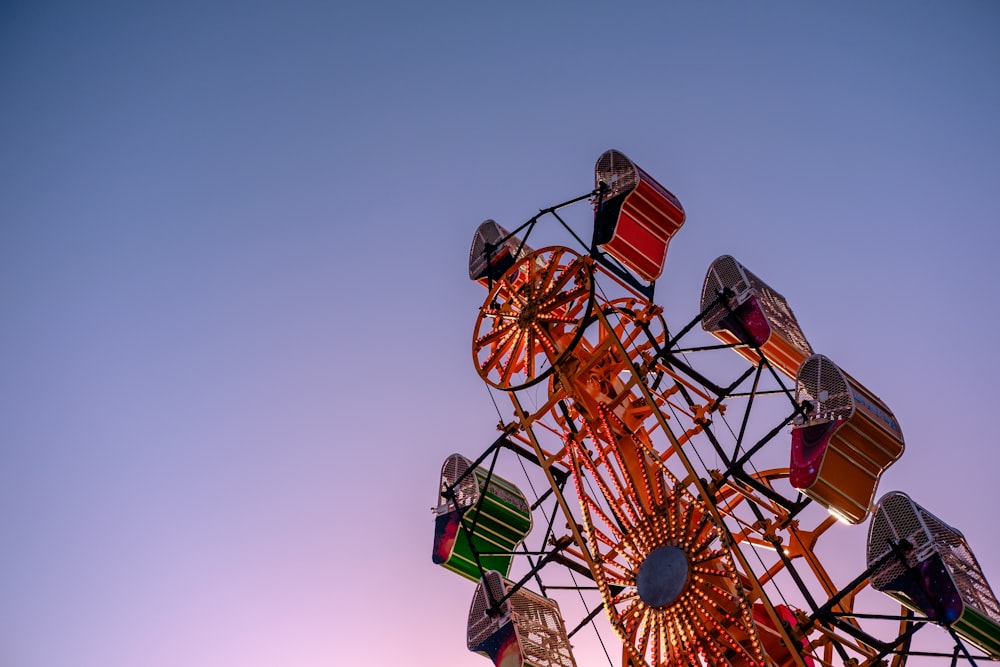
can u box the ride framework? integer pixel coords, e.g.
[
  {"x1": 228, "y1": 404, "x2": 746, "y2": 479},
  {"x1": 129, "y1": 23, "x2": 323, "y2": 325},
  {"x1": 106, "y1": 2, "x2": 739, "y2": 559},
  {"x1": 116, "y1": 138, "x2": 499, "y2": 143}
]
[{"x1": 431, "y1": 149, "x2": 1000, "y2": 667}]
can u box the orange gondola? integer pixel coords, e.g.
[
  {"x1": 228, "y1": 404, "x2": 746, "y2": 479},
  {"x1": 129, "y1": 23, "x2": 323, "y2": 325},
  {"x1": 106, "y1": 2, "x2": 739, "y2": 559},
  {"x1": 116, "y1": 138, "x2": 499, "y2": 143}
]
[
  {"x1": 701, "y1": 255, "x2": 813, "y2": 379},
  {"x1": 791, "y1": 355, "x2": 904, "y2": 524}
]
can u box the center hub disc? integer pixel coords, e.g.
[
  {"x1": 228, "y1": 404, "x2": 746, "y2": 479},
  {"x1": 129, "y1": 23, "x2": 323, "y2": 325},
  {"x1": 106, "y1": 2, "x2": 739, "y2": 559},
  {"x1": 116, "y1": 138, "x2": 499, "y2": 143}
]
[{"x1": 636, "y1": 545, "x2": 690, "y2": 608}]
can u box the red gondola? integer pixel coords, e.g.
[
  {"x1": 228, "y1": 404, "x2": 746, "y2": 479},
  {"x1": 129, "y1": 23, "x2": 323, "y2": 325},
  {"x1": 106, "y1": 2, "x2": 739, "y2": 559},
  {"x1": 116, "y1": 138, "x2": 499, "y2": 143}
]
[{"x1": 594, "y1": 150, "x2": 685, "y2": 282}]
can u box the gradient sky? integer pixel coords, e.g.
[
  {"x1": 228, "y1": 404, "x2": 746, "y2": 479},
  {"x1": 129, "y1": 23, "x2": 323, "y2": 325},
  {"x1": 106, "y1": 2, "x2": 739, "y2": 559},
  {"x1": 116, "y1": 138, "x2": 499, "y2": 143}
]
[{"x1": 3, "y1": 2, "x2": 1000, "y2": 666}]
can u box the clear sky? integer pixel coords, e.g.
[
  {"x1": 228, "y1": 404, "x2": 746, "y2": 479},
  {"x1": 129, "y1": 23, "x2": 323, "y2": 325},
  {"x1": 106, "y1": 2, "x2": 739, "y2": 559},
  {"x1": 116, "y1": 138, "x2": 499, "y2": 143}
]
[{"x1": 2, "y1": 2, "x2": 999, "y2": 666}]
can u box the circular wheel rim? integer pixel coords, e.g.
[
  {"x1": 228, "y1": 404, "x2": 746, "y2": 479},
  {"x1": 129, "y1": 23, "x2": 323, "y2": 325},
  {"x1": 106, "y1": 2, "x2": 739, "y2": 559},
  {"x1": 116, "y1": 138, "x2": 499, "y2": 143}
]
[
  {"x1": 568, "y1": 403, "x2": 766, "y2": 667},
  {"x1": 473, "y1": 247, "x2": 594, "y2": 391}
]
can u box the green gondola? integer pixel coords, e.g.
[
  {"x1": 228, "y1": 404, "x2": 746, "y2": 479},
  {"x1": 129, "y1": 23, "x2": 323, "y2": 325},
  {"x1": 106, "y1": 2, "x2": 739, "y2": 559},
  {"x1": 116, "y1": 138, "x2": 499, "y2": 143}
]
[{"x1": 433, "y1": 454, "x2": 532, "y2": 581}]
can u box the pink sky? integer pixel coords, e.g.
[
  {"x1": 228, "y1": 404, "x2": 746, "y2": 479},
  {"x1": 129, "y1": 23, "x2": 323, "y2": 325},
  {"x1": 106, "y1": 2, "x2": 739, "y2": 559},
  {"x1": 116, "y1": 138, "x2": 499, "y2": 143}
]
[{"x1": 2, "y1": 2, "x2": 999, "y2": 666}]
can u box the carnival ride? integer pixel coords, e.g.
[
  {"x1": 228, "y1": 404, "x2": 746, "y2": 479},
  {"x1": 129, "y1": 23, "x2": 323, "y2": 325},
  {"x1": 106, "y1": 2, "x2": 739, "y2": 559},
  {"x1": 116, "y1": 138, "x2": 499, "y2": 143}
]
[{"x1": 432, "y1": 149, "x2": 1000, "y2": 667}]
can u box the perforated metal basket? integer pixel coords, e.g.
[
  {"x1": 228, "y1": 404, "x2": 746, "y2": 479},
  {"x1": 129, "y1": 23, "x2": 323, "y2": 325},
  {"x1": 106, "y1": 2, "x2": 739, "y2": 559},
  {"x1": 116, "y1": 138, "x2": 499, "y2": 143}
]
[
  {"x1": 791, "y1": 355, "x2": 905, "y2": 524},
  {"x1": 867, "y1": 491, "x2": 1000, "y2": 657},
  {"x1": 795, "y1": 355, "x2": 855, "y2": 426},
  {"x1": 467, "y1": 571, "x2": 577, "y2": 667},
  {"x1": 868, "y1": 491, "x2": 1000, "y2": 621},
  {"x1": 438, "y1": 454, "x2": 530, "y2": 519},
  {"x1": 592, "y1": 149, "x2": 685, "y2": 283},
  {"x1": 469, "y1": 220, "x2": 534, "y2": 282},
  {"x1": 701, "y1": 256, "x2": 810, "y2": 350},
  {"x1": 433, "y1": 454, "x2": 533, "y2": 581},
  {"x1": 595, "y1": 149, "x2": 640, "y2": 200}
]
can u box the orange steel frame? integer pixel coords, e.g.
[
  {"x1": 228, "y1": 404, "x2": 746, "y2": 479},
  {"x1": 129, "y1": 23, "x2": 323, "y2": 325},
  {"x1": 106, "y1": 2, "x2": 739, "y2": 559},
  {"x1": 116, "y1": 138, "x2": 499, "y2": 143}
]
[{"x1": 471, "y1": 246, "x2": 927, "y2": 667}]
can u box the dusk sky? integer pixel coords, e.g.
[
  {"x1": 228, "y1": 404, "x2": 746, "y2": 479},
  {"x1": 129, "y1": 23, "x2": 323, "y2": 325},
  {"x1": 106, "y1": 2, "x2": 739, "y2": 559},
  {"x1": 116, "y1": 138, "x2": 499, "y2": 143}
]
[{"x1": 3, "y1": 2, "x2": 1000, "y2": 666}]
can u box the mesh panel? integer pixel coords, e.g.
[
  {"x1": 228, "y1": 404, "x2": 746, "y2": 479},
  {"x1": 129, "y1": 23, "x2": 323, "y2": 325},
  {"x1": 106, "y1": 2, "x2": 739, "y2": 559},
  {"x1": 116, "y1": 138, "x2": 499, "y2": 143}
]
[
  {"x1": 742, "y1": 266, "x2": 812, "y2": 355},
  {"x1": 868, "y1": 491, "x2": 926, "y2": 589},
  {"x1": 508, "y1": 587, "x2": 577, "y2": 667},
  {"x1": 468, "y1": 220, "x2": 533, "y2": 281},
  {"x1": 795, "y1": 355, "x2": 853, "y2": 425},
  {"x1": 595, "y1": 150, "x2": 638, "y2": 200},
  {"x1": 467, "y1": 572, "x2": 578, "y2": 667},
  {"x1": 918, "y1": 505, "x2": 1000, "y2": 623},
  {"x1": 699, "y1": 256, "x2": 812, "y2": 356},
  {"x1": 467, "y1": 571, "x2": 511, "y2": 648},
  {"x1": 700, "y1": 255, "x2": 750, "y2": 330},
  {"x1": 868, "y1": 492, "x2": 1000, "y2": 623},
  {"x1": 440, "y1": 454, "x2": 479, "y2": 510}
]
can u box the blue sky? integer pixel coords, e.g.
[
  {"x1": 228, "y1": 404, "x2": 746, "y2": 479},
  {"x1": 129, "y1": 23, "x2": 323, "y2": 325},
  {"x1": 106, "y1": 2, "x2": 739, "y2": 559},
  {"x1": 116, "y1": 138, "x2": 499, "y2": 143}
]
[{"x1": 2, "y1": 2, "x2": 999, "y2": 666}]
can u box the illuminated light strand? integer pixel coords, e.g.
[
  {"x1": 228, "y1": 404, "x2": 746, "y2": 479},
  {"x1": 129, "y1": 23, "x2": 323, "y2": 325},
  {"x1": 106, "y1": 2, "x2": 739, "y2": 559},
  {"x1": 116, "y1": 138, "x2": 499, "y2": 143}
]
[
  {"x1": 663, "y1": 610, "x2": 685, "y2": 666},
  {"x1": 474, "y1": 325, "x2": 517, "y2": 366},
  {"x1": 576, "y1": 497, "x2": 622, "y2": 546},
  {"x1": 569, "y1": 460, "x2": 648, "y2": 666},
  {"x1": 596, "y1": 404, "x2": 659, "y2": 518},
  {"x1": 690, "y1": 548, "x2": 730, "y2": 567},
  {"x1": 613, "y1": 588, "x2": 641, "y2": 608},
  {"x1": 650, "y1": 611, "x2": 666, "y2": 667},
  {"x1": 687, "y1": 587, "x2": 762, "y2": 667},
  {"x1": 591, "y1": 412, "x2": 642, "y2": 525},
  {"x1": 687, "y1": 522, "x2": 719, "y2": 559},
  {"x1": 690, "y1": 554, "x2": 762, "y2": 664},
  {"x1": 569, "y1": 450, "x2": 641, "y2": 576},
  {"x1": 523, "y1": 329, "x2": 537, "y2": 380},
  {"x1": 534, "y1": 251, "x2": 562, "y2": 292},
  {"x1": 474, "y1": 316, "x2": 518, "y2": 349},
  {"x1": 686, "y1": 601, "x2": 731, "y2": 666},
  {"x1": 619, "y1": 598, "x2": 645, "y2": 628},
  {"x1": 672, "y1": 603, "x2": 701, "y2": 665},
  {"x1": 575, "y1": 494, "x2": 625, "y2": 548},
  {"x1": 527, "y1": 320, "x2": 561, "y2": 357},
  {"x1": 594, "y1": 408, "x2": 660, "y2": 531},
  {"x1": 635, "y1": 610, "x2": 653, "y2": 663},
  {"x1": 679, "y1": 598, "x2": 721, "y2": 666},
  {"x1": 537, "y1": 282, "x2": 588, "y2": 316},
  {"x1": 678, "y1": 505, "x2": 706, "y2": 551},
  {"x1": 545, "y1": 258, "x2": 588, "y2": 302},
  {"x1": 479, "y1": 305, "x2": 520, "y2": 322},
  {"x1": 499, "y1": 328, "x2": 528, "y2": 385},
  {"x1": 534, "y1": 310, "x2": 584, "y2": 325},
  {"x1": 478, "y1": 327, "x2": 520, "y2": 379},
  {"x1": 573, "y1": 445, "x2": 637, "y2": 538},
  {"x1": 498, "y1": 276, "x2": 528, "y2": 308},
  {"x1": 574, "y1": 429, "x2": 639, "y2": 530}
]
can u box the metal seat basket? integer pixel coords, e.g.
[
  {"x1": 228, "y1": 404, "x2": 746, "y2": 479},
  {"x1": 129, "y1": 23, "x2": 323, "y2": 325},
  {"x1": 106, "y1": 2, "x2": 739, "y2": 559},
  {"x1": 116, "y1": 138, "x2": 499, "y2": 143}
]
[
  {"x1": 432, "y1": 454, "x2": 532, "y2": 581},
  {"x1": 467, "y1": 570, "x2": 577, "y2": 667},
  {"x1": 700, "y1": 255, "x2": 813, "y2": 379},
  {"x1": 867, "y1": 491, "x2": 1000, "y2": 658},
  {"x1": 469, "y1": 220, "x2": 535, "y2": 285},
  {"x1": 791, "y1": 355, "x2": 904, "y2": 524},
  {"x1": 594, "y1": 149, "x2": 685, "y2": 282}
]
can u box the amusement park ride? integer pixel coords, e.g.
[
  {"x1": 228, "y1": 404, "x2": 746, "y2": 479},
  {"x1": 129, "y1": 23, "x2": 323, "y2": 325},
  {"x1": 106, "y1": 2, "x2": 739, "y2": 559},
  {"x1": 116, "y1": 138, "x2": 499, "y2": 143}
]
[{"x1": 431, "y1": 150, "x2": 1000, "y2": 667}]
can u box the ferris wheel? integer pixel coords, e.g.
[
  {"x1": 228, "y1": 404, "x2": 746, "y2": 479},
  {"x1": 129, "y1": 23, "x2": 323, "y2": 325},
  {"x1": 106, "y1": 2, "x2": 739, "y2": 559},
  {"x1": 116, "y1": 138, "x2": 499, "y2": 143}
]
[{"x1": 432, "y1": 149, "x2": 1000, "y2": 667}]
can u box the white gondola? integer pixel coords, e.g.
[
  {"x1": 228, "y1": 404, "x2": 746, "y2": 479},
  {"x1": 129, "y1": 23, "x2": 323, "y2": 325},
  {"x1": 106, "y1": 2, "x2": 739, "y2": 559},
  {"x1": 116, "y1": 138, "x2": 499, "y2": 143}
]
[{"x1": 467, "y1": 570, "x2": 577, "y2": 667}]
